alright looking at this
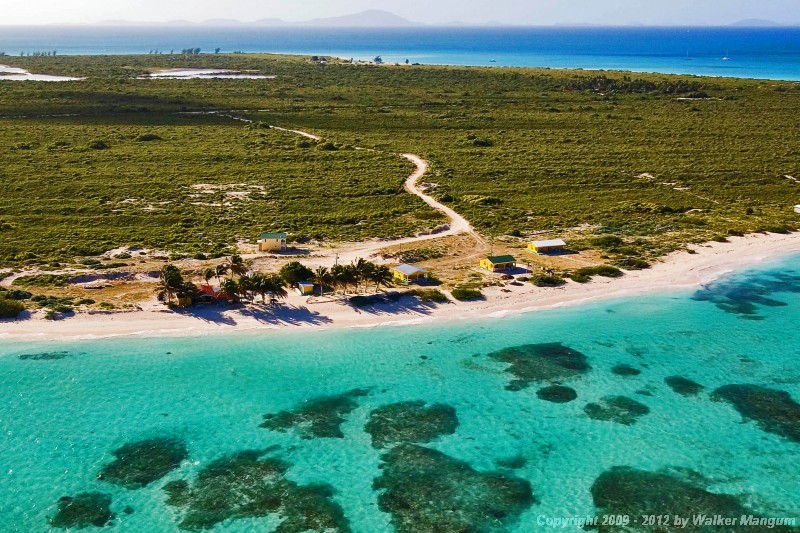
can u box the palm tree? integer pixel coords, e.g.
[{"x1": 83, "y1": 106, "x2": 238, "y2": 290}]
[
  {"x1": 371, "y1": 264, "x2": 393, "y2": 293},
  {"x1": 214, "y1": 263, "x2": 229, "y2": 284},
  {"x1": 237, "y1": 273, "x2": 256, "y2": 302},
  {"x1": 330, "y1": 264, "x2": 347, "y2": 295},
  {"x1": 351, "y1": 258, "x2": 372, "y2": 293},
  {"x1": 250, "y1": 273, "x2": 270, "y2": 303},
  {"x1": 226, "y1": 254, "x2": 248, "y2": 279},
  {"x1": 156, "y1": 264, "x2": 184, "y2": 304},
  {"x1": 312, "y1": 266, "x2": 330, "y2": 296},
  {"x1": 221, "y1": 278, "x2": 240, "y2": 303},
  {"x1": 202, "y1": 267, "x2": 215, "y2": 287},
  {"x1": 265, "y1": 274, "x2": 288, "y2": 304}
]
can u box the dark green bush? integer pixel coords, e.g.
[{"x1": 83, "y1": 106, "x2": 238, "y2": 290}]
[
  {"x1": 451, "y1": 287, "x2": 483, "y2": 301},
  {"x1": 0, "y1": 298, "x2": 25, "y2": 319},
  {"x1": 530, "y1": 274, "x2": 566, "y2": 287}
]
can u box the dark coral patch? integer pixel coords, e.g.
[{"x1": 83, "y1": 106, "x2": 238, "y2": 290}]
[
  {"x1": 584, "y1": 396, "x2": 649, "y2": 425},
  {"x1": 611, "y1": 364, "x2": 641, "y2": 377},
  {"x1": 712, "y1": 384, "x2": 800, "y2": 443},
  {"x1": 536, "y1": 385, "x2": 578, "y2": 403},
  {"x1": 49, "y1": 492, "x2": 115, "y2": 529},
  {"x1": 98, "y1": 437, "x2": 188, "y2": 489},
  {"x1": 665, "y1": 376, "x2": 704, "y2": 396},
  {"x1": 590, "y1": 466, "x2": 796, "y2": 532},
  {"x1": 261, "y1": 388, "x2": 369, "y2": 439},
  {"x1": 365, "y1": 401, "x2": 458, "y2": 449},
  {"x1": 18, "y1": 351, "x2": 73, "y2": 360},
  {"x1": 374, "y1": 444, "x2": 535, "y2": 533},
  {"x1": 692, "y1": 270, "x2": 800, "y2": 319},
  {"x1": 487, "y1": 343, "x2": 591, "y2": 391},
  {"x1": 164, "y1": 450, "x2": 350, "y2": 532},
  {"x1": 496, "y1": 455, "x2": 528, "y2": 469}
]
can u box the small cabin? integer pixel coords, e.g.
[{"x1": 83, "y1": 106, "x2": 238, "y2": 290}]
[
  {"x1": 176, "y1": 294, "x2": 193, "y2": 307},
  {"x1": 257, "y1": 232, "x2": 287, "y2": 253},
  {"x1": 480, "y1": 255, "x2": 516, "y2": 272},
  {"x1": 296, "y1": 281, "x2": 315, "y2": 296},
  {"x1": 528, "y1": 239, "x2": 567, "y2": 255},
  {"x1": 393, "y1": 264, "x2": 429, "y2": 285}
]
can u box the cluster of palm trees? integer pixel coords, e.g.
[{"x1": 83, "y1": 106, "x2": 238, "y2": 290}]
[
  {"x1": 311, "y1": 258, "x2": 393, "y2": 296},
  {"x1": 157, "y1": 255, "x2": 396, "y2": 307},
  {"x1": 201, "y1": 255, "x2": 287, "y2": 304}
]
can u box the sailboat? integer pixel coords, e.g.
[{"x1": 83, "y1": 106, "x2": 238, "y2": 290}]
[{"x1": 723, "y1": 50, "x2": 730, "y2": 61}]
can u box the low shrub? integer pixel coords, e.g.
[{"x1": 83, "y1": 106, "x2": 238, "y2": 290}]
[
  {"x1": 410, "y1": 288, "x2": 448, "y2": 303},
  {"x1": 0, "y1": 298, "x2": 25, "y2": 319},
  {"x1": 5, "y1": 290, "x2": 33, "y2": 300},
  {"x1": 615, "y1": 257, "x2": 650, "y2": 270},
  {"x1": 12, "y1": 274, "x2": 71, "y2": 287},
  {"x1": 530, "y1": 274, "x2": 566, "y2": 287},
  {"x1": 450, "y1": 287, "x2": 483, "y2": 301}
]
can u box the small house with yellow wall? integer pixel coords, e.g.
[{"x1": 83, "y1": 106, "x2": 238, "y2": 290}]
[
  {"x1": 296, "y1": 281, "x2": 315, "y2": 296},
  {"x1": 257, "y1": 232, "x2": 287, "y2": 252},
  {"x1": 480, "y1": 255, "x2": 516, "y2": 272},
  {"x1": 392, "y1": 263, "x2": 429, "y2": 285},
  {"x1": 528, "y1": 239, "x2": 567, "y2": 255}
]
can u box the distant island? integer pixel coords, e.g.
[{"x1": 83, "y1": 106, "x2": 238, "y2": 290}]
[
  {"x1": 88, "y1": 11, "x2": 797, "y2": 28},
  {"x1": 97, "y1": 10, "x2": 418, "y2": 28}
]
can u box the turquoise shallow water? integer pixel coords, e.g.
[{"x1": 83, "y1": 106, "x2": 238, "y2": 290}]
[{"x1": 2, "y1": 254, "x2": 800, "y2": 531}]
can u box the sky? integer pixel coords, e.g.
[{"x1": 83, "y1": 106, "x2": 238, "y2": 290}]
[{"x1": 1, "y1": 0, "x2": 798, "y2": 26}]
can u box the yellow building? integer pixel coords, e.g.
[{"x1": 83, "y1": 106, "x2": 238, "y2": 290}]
[
  {"x1": 257, "y1": 232, "x2": 287, "y2": 252},
  {"x1": 296, "y1": 281, "x2": 315, "y2": 296},
  {"x1": 392, "y1": 264, "x2": 429, "y2": 285},
  {"x1": 528, "y1": 239, "x2": 567, "y2": 255},
  {"x1": 480, "y1": 255, "x2": 516, "y2": 272}
]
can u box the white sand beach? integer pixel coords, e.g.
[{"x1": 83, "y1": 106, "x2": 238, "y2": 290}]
[{"x1": 2, "y1": 231, "x2": 799, "y2": 341}]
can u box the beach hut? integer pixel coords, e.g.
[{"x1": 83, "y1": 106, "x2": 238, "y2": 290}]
[
  {"x1": 392, "y1": 264, "x2": 429, "y2": 285},
  {"x1": 480, "y1": 255, "x2": 516, "y2": 272},
  {"x1": 176, "y1": 294, "x2": 193, "y2": 307},
  {"x1": 296, "y1": 281, "x2": 315, "y2": 296},
  {"x1": 257, "y1": 232, "x2": 288, "y2": 252},
  {"x1": 528, "y1": 239, "x2": 567, "y2": 255}
]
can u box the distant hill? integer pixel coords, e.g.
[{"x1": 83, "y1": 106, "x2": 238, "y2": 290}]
[
  {"x1": 728, "y1": 19, "x2": 782, "y2": 27},
  {"x1": 96, "y1": 10, "x2": 418, "y2": 28},
  {"x1": 302, "y1": 10, "x2": 416, "y2": 27}
]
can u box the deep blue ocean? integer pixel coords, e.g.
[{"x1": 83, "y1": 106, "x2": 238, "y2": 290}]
[{"x1": 1, "y1": 26, "x2": 800, "y2": 80}]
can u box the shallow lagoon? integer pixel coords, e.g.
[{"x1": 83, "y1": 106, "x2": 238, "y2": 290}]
[{"x1": 2, "y1": 255, "x2": 800, "y2": 531}]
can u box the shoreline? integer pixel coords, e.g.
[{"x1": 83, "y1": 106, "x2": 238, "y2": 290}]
[{"x1": 2, "y1": 231, "x2": 799, "y2": 342}]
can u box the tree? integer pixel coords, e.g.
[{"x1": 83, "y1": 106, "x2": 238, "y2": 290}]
[
  {"x1": 225, "y1": 255, "x2": 248, "y2": 279},
  {"x1": 156, "y1": 264, "x2": 184, "y2": 304},
  {"x1": 265, "y1": 274, "x2": 288, "y2": 304},
  {"x1": 203, "y1": 267, "x2": 215, "y2": 286},
  {"x1": 374, "y1": 56, "x2": 383, "y2": 64},
  {"x1": 312, "y1": 266, "x2": 331, "y2": 296},
  {"x1": 237, "y1": 273, "x2": 257, "y2": 302},
  {"x1": 350, "y1": 258, "x2": 374, "y2": 293},
  {"x1": 279, "y1": 261, "x2": 313, "y2": 287},
  {"x1": 214, "y1": 48, "x2": 221, "y2": 54},
  {"x1": 220, "y1": 278, "x2": 240, "y2": 303},
  {"x1": 371, "y1": 264, "x2": 393, "y2": 293},
  {"x1": 250, "y1": 273, "x2": 270, "y2": 303},
  {"x1": 214, "y1": 263, "x2": 229, "y2": 284},
  {"x1": 330, "y1": 264, "x2": 346, "y2": 295}
]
